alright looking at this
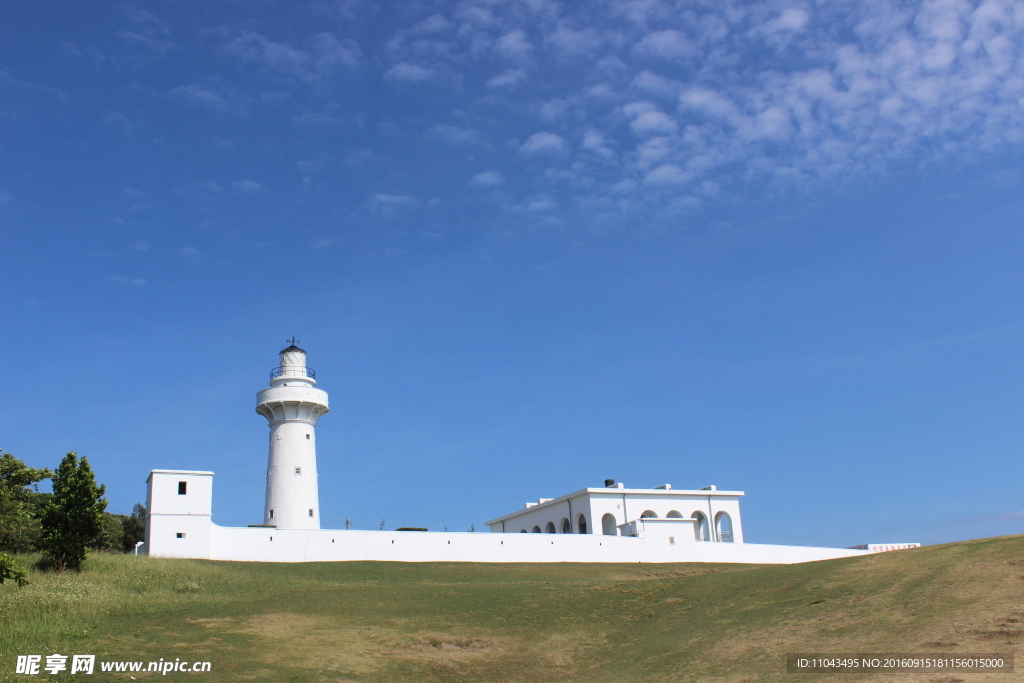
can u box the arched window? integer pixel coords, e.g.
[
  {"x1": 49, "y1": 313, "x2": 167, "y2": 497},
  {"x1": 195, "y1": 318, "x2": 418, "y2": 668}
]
[
  {"x1": 693, "y1": 512, "x2": 710, "y2": 541},
  {"x1": 560, "y1": 517, "x2": 571, "y2": 534},
  {"x1": 640, "y1": 510, "x2": 657, "y2": 518},
  {"x1": 715, "y1": 512, "x2": 733, "y2": 542},
  {"x1": 666, "y1": 510, "x2": 683, "y2": 518},
  {"x1": 577, "y1": 513, "x2": 588, "y2": 534},
  {"x1": 532, "y1": 525, "x2": 541, "y2": 533},
  {"x1": 545, "y1": 521, "x2": 556, "y2": 534},
  {"x1": 601, "y1": 513, "x2": 617, "y2": 536},
  {"x1": 520, "y1": 529, "x2": 527, "y2": 533}
]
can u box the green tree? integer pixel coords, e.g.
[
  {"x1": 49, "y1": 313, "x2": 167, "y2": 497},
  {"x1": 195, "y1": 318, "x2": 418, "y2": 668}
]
[
  {"x1": 93, "y1": 512, "x2": 127, "y2": 552},
  {"x1": 40, "y1": 452, "x2": 107, "y2": 571},
  {"x1": 0, "y1": 450, "x2": 52, "y2": 553},
  {"x1": 0, "y1": 551, "x2": 29, "y2": 588},
  {"x1": 120, "y1": 503, "x2": 147, "y2": 552}
]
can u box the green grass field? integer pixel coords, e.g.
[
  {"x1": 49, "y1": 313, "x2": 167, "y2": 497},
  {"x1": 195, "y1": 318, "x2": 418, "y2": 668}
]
[{"x1": 2, "y1": 535, "x2": 1021, "y2": 682}]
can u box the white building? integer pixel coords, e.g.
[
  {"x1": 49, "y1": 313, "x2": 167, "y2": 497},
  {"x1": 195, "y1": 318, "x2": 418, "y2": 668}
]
[
  {"x1": 143, "y1": 344, "x2": 896, "y2": 564},
  {"x1": 485, "y1": 482, "x2": 743, "y2": 543}
]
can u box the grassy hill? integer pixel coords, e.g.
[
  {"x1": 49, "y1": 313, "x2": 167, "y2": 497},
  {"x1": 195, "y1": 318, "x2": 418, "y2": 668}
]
[{"x1": 2, "y1": 535, "x2": 1021, "y2": 682}]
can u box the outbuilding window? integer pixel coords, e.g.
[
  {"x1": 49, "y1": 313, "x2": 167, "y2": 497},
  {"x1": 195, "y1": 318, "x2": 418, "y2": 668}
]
[
  {"x1": 176, "y1": 533, "x2": 185, "y2": 538},
  {"x1": 178, "y1": 481, "x2": 187, "y2": 495}
]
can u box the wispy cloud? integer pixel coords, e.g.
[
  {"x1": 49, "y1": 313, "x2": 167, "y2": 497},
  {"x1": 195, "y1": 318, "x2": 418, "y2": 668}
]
[
  {"x1": 168, "y1": 82, "x2": 236, "y2": 113},
  {"x1": 519, "y1": 132, "x2": 568, "y2": 156},
  {"x1": 363, "y1": 0, "x2": 1024, "y2": 223},
  {"x1": 106, "y1": 275, "x2": 149, "y2": 287},
  {"x1": 371, "y1": 192, "x2": 417, "y2": 208},
  {"x1": 429, "y1": 124, "x2": 487, "y2": 146},
  {"x1": 120, "y1": 5, "x2": 175, "y2": 55},
  {"x1": 383, "y1": 62, "x2": 438, "y2": 83},
  {"x1": 223, "y1": 30, "x2": 362, "y2": 86},
  {"x1": 469, "y1": 171, "x2": 503, "y2": 187},
  {"x1": 177, "y1": 247, "x2": 203, "y2": 263},
  {"x1": 231, "y1": 180, "x2": 263, "y2": 193}
]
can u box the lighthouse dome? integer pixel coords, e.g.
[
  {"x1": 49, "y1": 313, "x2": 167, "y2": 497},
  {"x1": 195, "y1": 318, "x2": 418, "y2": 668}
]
[{"x1": 279, "y1": 344, "x2": 307, "y2": 368}]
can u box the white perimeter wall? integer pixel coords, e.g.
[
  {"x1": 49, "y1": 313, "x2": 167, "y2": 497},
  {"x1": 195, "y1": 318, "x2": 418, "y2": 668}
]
[{"x1": 146, "y1": 517, "x2": 870, "y2": 564}]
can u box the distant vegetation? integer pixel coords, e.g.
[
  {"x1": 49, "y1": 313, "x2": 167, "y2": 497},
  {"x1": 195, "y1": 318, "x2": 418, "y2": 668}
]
[
  {"x1": 1, "y1": 535, "x2": 1020, "y2": 682},
  {"x1": 0, "y1": 451, "x2": 145, "y2": 577}
]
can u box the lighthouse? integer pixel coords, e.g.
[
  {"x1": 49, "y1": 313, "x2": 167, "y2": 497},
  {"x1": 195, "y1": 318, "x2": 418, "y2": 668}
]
[{"x1": 256, "y1": 339, "x2": 329, "y2": 529}]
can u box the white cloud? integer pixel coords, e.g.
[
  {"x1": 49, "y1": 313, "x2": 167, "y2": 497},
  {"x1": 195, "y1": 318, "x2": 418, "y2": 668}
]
[
  {"x1": 120, "y1": 5, "x2": 175, "y2": 55},
  {"x1": 410, "y1": 14, "x2": 453, "y2": 35},
  {"x1": 231, "y1": 180, "x2": 263, "y2": 193},
  {"x1": 773, "y1": 9, "x2": 811, "y2": 33},
  {"x1": 106, "y1": 275, "x2": 149, "y2": 287},
  {"x1": 497, "y1": 30, "x2": 533, "y2": 61},
  {"x1": 177, "y1": 247, "x2": 203, "y2": 263},
  {"x1": 487, "y1": 68, "x2": 527, "y2": 88},
  {"x1": 350, "y1": 0, "x2": 1024, "y2": 218},
  {"x1": 630, "y1": 110, "x2": 678, "y2": 136},
  {"x1": 546, "y1": 26, "x2": 607, "y2": 61},
  {"x1": 168, "y1": 83, "x2": 232, "y2": 113},
  {"x1": 469, "y1": 171, "x2": 503, "y2": 186},
  {"x1": 384, "y1": 62, "x2": 437, "y2": 83},
  {"x1": 223, "y1": 31, "x2": 361, "y2": 86},
  {"x1": 430, "y1": 124, "x2": 486, "y2": 146},
  {"x1": 520, "y1": 132, "x2": 569, "y2": 156},
  {"x1": 644, "y1": 164, "x2": 693, "y2": 185},
  {"x1": 582, "y1": 129, "x2": 616, "y2": 158},
  {"x1": 633, "y1": 70, "x2": 684, "y2": 99},
  {"x1": 634, "y1": 29, "x2": 694, "y2": 60},
  {"x1": 371, "y1": 192, "x2": 417, "y2": 207},
  {"x1": 521, "y1": 195, "x2": 556, "y2": 212}
]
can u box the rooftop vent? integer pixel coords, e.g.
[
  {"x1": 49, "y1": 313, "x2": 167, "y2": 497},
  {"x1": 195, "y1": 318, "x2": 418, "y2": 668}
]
[{"x1": 604, "y1": 479, "x2": 616, "y2": 487}]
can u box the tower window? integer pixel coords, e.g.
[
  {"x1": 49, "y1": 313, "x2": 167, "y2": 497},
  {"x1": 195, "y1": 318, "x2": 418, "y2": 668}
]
[
  {"x1": 176, "y1": 533, "x2": 185, "y2": 538},
  {"x1": 178, "y1": 481, "x2": 187, "y2": 495},
  {"x1": 309, "y1": 509, "x2": 314, "y2": 517},
  {"x1": 269, "y1": 509, "x2": 274, "y2": 519},
  {"x1": 306, "y1": 434, "x2": 310, "y2": 440},
  {"x1": 294, "y1": 466, "x2": 302, "y2": 475}
]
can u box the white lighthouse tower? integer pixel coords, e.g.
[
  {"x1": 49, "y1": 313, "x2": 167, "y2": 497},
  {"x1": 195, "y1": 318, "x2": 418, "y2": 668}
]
[{"x1": 256, "y1": 339, "x2": 329, "y2": 529}]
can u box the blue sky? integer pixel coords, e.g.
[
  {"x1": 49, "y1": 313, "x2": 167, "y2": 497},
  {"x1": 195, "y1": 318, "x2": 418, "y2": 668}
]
[{"x1": 2, "y1": 0, "x2": 1021, "y2": 548}]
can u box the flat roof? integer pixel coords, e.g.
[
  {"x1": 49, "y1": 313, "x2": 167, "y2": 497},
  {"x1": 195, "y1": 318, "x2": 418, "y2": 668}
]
[{"x1": 484, "y1": 487, "x2": 744, "y2": 525}]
